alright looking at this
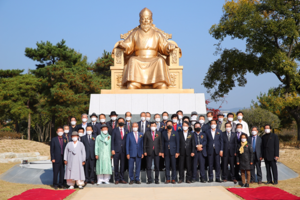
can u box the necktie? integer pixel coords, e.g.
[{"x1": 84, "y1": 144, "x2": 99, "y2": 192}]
[
  {"x1": 135, "y1": 132, "x2": 138, "y2": 143},
  {"x1": 120, "y1": 128, "x2": 123, "y2": 140},
  {"x1": 113, "y1": 121, "x2": 115, "y2": 129},
  {"x1": 142, "y1": 122, "x2": 144, "y2": 133},
  {"x1": 157, "y1": 123, "x2": 159, "y2": 131},
  {"x1": 253, "y1": 136, "x2": 256, "y2": 152},
  {"x1": 227, "y1": 132, "x2": 230, "y2": 141},
  {"x1": 127, "y1": 123, "x2": 130, "y2": 131},
  {"x1": 88, "y1": 135, "x2": 90, "y2": 143},
  {"x1": 152, "y1": 132, "x2": 155, "y2": 149}
]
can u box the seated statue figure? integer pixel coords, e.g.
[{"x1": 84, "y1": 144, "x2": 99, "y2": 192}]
[{"x1": 116, "y1": 8, "x2": 180, "y2": 89}]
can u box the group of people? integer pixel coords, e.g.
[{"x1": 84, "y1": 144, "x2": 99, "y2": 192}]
[{"x1": 50, "y1": 110, "x2": 279, "y2": 189}]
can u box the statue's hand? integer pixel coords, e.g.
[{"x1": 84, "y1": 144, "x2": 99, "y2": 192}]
[
  {"x1": 167, "y1": 44, "x2": 176, "y2": 52},
  {"x1": 117, "y1": 41, "x2": 126, "y2": 49}
]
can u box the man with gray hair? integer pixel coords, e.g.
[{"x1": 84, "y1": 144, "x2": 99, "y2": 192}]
[
  {"x1": 76, "y1": 113, "x2": 89, "y2": 136},
  {"x1": 248, "y1": 126, "x2": 263, "y2": 184}
]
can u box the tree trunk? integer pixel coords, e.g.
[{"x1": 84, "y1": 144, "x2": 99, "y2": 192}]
[
  {"x1": 287, "y1": 107, "x2": 300, "y2": 141},
  {"x1": 295, "y1": 118, "x2": 300, "y2": 141},
  {"x1": 27, "y1": 112, "x2": 31, "y2": 140},
  {"x1": 15, "y1": 120, "x2": 19, "y2": 133},
  {"x1": 51, "y1": 115, "x2": 56, "y2": 140}
]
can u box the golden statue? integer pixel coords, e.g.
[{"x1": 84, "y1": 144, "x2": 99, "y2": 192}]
[{"x1": 115, "y1": 8, "x2": 182, "y2": 89}]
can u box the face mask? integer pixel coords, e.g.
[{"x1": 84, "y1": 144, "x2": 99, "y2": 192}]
[
  {"x1": 191, "y1": 121, "x2": 196, "y2": 125},
  {"x1": 167, "y1": 125, "x2": 172, "y2": 129},
  {"x1": 172, "y1": 119, "x2": 178, "y2": 123},
  {"x1": 252, "y1": 131, "x2": 257, "y2": 135},
  {"x1": 91, "y1": 117, "x2": 97, "y2": 122},
  {"x1": 87, "y1": 131, "x2": 92, "y2": 135},
  {"x1": 228, "y1": 117, "x2": 233, "y2": 122},
  {"x1": 102, "y1": 130, "x2": 108, "y2": 135},
  {"x1": 150, "y1": 127, "x2": 156, "y2": 131},
  {"x1": 207, "y1": 117, "x2": 213, "y2": 121},
  {"x1": 57, "y1": 132, "x2": 63, "y2": 136},
  {"x1": 218, "y1": 118, "x2": 223, "y2": 122},
  {"x1": 199, "y1": 119, "x2": 205, "y2": 124},
  {"x1": 211, "y1": 124, "x2": 216, "y2": 129},
  {"x1": 163, "y1": 116, "x2": 168, "y2": 120},
  {"x1": 100, "y1": 119, "x2": 106, "y2": 123},
  {"x1": 111, "y1": 116, "x2": 117, "y2": 121},
  {"x1": 146, "y1": 117, "x2": 151, "y2": 121},
  {"x1": 64, "y1": 130, "x2": 69, "y2": 134},
  {"x1": 237, "y1": 128, "x2": 242, "y2": 133},
  {"x1": 265, "y1": 129, "x2": 271, "y2": 134},
  {"x1": 118, "y1": 122, "x2": 124, "y2": 127},
  {"x1": 141, "y1": 117, "x2": 145, "y2": 121},
  {"x1": 226, "y1": 127, "x2": 231, "y2": 132},
  {"x1": 82, "y1": 118, "x2": 87, "y2": 122},
  {"x1": 195, "y1": 128, "x2": 201, "y2": 132},
  {"x1": 183, "y1": 126, "x2": 188, "y2": 131},
  {"x1": 72, "y1": 137, "x2": 78, "y2": 142},
  {"x1": 133, "y1": 127, "x2": 138, "y2": 132},
  {"x1": 191, "y1": 116, "x2": 197, "y2": 120},
  {"x1": 237, "y1": 116, "x2": 243, "y2": 120},
  {"x1": 126, "y1": 117, "x2": 131, "y2": 121},
  {"x1": 155, "y1": 118, "x2": 161, "y2": 122},
  {"x1": 71, "y1": 121, "x2": 76, "y2": 125},
  {"x1": 178, "y1": 115, "x2": 183, "y2": 120},
  {"x1": 241, "y1": 138, "x2": 247, "y2": 142},
  {"x1": 79, "y1": 133, "x2": 84, "y2": 137}
]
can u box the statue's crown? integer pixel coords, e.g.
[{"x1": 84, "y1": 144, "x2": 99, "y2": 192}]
[{"x1": 139, "y1": 7, "x2": 152, "y2": 17}]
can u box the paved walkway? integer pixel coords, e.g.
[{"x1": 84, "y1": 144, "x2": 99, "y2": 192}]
[{"x1": 71, "y1": 186, "x2": 239, "y2": 200}]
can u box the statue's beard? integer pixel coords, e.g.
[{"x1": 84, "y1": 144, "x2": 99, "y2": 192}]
[{"x1": 141, "y1": 23, "x2": 152, "y2": 32}]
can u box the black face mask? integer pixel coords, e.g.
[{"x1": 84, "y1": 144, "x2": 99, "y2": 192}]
[
  {"x1": 195, "y1": 128, "x2": 201, "y2": 132},
  {"x1": 167, "y1": 125, "x2": 172, "y2": 129},
  {"x1": 118, "y1": 122, "x2": 124, "y2": 127}
]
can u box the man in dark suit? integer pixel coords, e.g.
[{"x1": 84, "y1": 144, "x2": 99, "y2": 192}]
[
  {"x1": 81, "y1": 125, "x2": 96, "y2": 185},
  {"x1": 222, "y1": 122, "x2": 237, "y2": 183},
  {"x1": 69, "y1": 117, "x2": 77, "y2": 134},
  {"x1": 75, "y1": 114, "x2": 89, "y2": 135},
  {"x1": 50, "y1": 127, "x2": 67, "y2": 189},
  {"x1": 138, "y1": 112, "x2": 150, "y2": 134},
  {"x1": 126, "y1": 122, "x2": 144, "y2": 184},
  {"x1": 125, "y1": 111, "x2": 133, "y2": 132},
  {"x1": 262, "y1": 124, "x2": 279, "y2": 185},
  {"x1": 63, "y1": 125, "x2": 72, "y2": 143},
  {"x1": 192, "y1": 122, "x2": 207, "y2": 183},
  {"x1": 235, "y1": 123, "x2": 245, "y2": 180},
  {"x1": 202, "y1": 111, "x2": 214, "y2": 132},
  {"x1": 89, "y1": 113, "x2": 100, "y2": 136},
  {"x1": 106, "y1": 111, "x2": 118, "y2": 135},
  {"x1": 111, "y1": 117, "x2": 128, "y2": 184},
  {"x1": 161, "y1": 120, "x2": 180, "y2": 184},
  {"x1": 178, "y1": 122, "x2": 195, "y2": 183},
  {"x1": 160, "y1": 112, "x2": 168, "y2": 171},
  {"x1": 176, "y1": 110, "x2": 184, "y2": 126},
  {"x1": 221, "y1": 113, "x2": 236, "y2": 133},
  {"x1": 248, "y1": 126, "x2": 263, "y2": 184},
  {"x1": 161, "y1": 111, "x2": 169, "y2": 129},
  {"x1": 154, "y1": 113, "x2": 164, "y2": 132},
  {"x1": 206, "y1": 119, "x2": 223, "y2": 182},
  {"x1": 144, "y1": 122, "x2": 162, "y2": 184},
  {"x1": 77, "y1": 128, "x2": 84, "y2": 142},
  {"x1": 96, "y1": 113, "x2": 107, "y2": 131},
  {"x1": 171, "y1": 114, "x2": 182, "y2": 132}
]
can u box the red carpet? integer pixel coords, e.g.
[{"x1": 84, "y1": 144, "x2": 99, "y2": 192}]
[
  {"x1": 8, "y1": 188, "x2": 76, "y2": 200},
  {"x1": 228, "y1": 186, "x2": 300, "y2": 200}
]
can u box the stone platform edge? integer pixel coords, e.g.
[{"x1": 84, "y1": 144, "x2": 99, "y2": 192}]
[{"x1": 100, "y1": 89, "x2": 194, "y2": 94}]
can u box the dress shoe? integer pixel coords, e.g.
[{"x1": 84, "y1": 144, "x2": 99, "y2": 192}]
[
  {"x1": 191, "y1": 179, "x2": 196, "y2": 183},
  {"x1": 147, "y1": 181, "x2": 152, "y2": 184},
  {"x1": 186, "y1": 180, "x2": 191, "y2": 184},
  {"x1": 165, "y1": 180, "x2": 170, "y2": 184},
  {"x1": 120, "y1": 180, "x2": 127, "y2": 184},
  {"x1": 201, "y1": 179, "x2": 206, "y2": 183},
  {"x1": 91, "y1": 181, "x2": 95, "y2": 185},
  {"x1": 265, "y1": 181, "x2": 273, "y2": 185},
  {"x1": 155, "y1": 181, "x2": 159, "y2": 184},
  {"x1": 208, "y1": 179, "x2": 213, "y2": 183},
  {"x1": 258, "y1": 181, "x2": 262, "y2": 184},
  {"x1": 245, "y1": 183, "x2": 249, "y2": 187},
  {"x1": 233, "y1": 180, "x2": 238, "y2": 184},
  {"x1": 178, "y1": 180, "x2": 183, "y2": 184},
  {"x1": 84, "y1": 181, "x2": 87, "y2": 185},
  {"x1": 129, "y1": 181, "x2": 134, "y2": 185},
  {"x1": 216, "y1": 179, "x2": 223, "y2": 183},
  {"x1": 250, "y1": 181, "x2": 254, "y2": 184},
  {"x1": 223, "y1": 179, "x2": 227, "y2": 182},
  {"x1": 54, "y1": 185, "x2": 58, "y2": 190},
  {"x1": 273, "y1": 181, "x2": 278, "y2": 185},
  {"x1": 115, "y1": 181, "x2": 119, "y2": 185},
  {"x1": 136, "y1": 181, "x2": 141, "y2": 184},
  {"x1": 171, "y1": 180, "x2": 176, "y2": 184},
  {"x1": 241, "y1": 184, "x2": 246, "y2": 187}
]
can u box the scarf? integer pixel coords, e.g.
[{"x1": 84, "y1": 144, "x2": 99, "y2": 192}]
[
  {"x1": 99, "y1": 132, "x2": 109, "y2": 145},
  {"x1": 239, "y1": 141, "x2": 248, "y2": 154}
]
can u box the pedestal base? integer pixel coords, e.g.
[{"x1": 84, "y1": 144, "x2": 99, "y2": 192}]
[{"x1": 101, "y1": 89, "x2": 194, "y2": 94}]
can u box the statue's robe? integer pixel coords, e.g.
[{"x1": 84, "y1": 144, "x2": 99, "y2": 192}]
[{"x1": 121, "y1": 28, "x2": 172, "y2": 86}]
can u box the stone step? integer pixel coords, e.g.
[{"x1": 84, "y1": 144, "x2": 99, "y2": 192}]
[
  {"x1": 0, "y1": 152, "x2": 41, "y2": 159},
  {"x1": 0, "y1": 156, "x2": 49, "y2": 163}
]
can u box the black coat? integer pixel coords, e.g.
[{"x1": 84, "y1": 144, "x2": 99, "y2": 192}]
[
  {"x1": 88, "y1": 122, "x2": 100, "y2": 136},
  {"x1": 178, "y1": 130, "x2": 195, "y2": 156},
  {"x1": 81, "y1": 134, "x2": 96, "y2": 160},
  {"x1": 143, "y1": 130, "x2": 162, "y2": 156},
  {"x1": 106, "y1": 120, "x2": 117, "y2": 135},
  {"x1": 236, "y1": 143, "x2": 254, "y2": 170},
  {"x1": 50, "y1": 136, "x2": 67, "y2": 163},
  {"x1": 262, "y1": 133, "x2": 279, "y2": 161},
  {"x1": 222, "y1": 131, "x2": 237, "y2": 157}
]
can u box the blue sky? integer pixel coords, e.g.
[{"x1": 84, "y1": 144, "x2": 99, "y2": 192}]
[{"x1": 0, "y1": 0, "x2": 280, "y2": 110}]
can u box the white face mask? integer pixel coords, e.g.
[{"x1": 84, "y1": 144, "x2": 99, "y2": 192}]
[
  {"x1": 252, "y1": 131, "x2": 257, "y2": 135},
  {"x1": 100, "y1": 119, "x2": 106, "y2": 123},
  {"x1": 57, "y1": 132, "x2": 63, "y2": 136},
  {"x1": 111, "y1": 116, "x2": 117, "y2": 121},
  {"x1": 126, "y1": 117, "x2": 131, "y2": 121},
  {"x1": 211, "y1": 124, "x2": 216, "y2": 129},
  {"x1": 226, "y1": 127, "x2": 231, "y2": 132},
  {"x1": 87, "y1": 131, "x2": 92, "y2": 135},
  {"x1": 265, "y1": 129, "x2": 271, "y2": 134},
  {"x1": 133, "y1": 127, "x2": 138, "y2": 132},
  {"x1": 146, "y1": 117, "x2": 151, "y2": 121},
  {"x1": 72, "y1": 137, "x2": 78, "y2": 142},
  {"x1": 183, "y1": 126, "x2": 188, "y2": 131},
  {"x1": 237, "y1": 128, "x2": 242, "y2": 133},
  {"x1": 228, "y1": 117, "x2": 233, "y2": 122},
  {"x1": 79, "y1": 133, "x2": 84, "y2": 137},
  {"x1": 218, "y1": 118, "x2": 223, "y2": 122},
  {"x1": 150, "y1": 127, "x2": 156, "y2": 131},
  {"x1": 178, "y1": 115, "x2": 183, "y2": 120},
  {"x1": 163, "y1": 116, "x2": 168, "y2": 120},
  {"x1": 199, "y1": 119, "x2": 205, "y2": 124},
  {"x1": 191, "y1": 121, "x2": 196, "y2": 125},
  {"x1": 237, "y1": 116, "x2": 243, "y2": 120},
  {"x1": 91, "y1": 117, "x2": 97, "y2": 122},
  {"x1": 241, "y1": 138, "x2": 247, "y2": 142},
  {"x1": 191, "y1": 116, "x2": 197, "y2": 120},
  {"x1": 172, "y1": 119, "x2": 178, "y2": 123},
  {"x1": 102, "y1": 130, "x2": 108, "y2": 135},
  {"x1": 155, "y1": 118, "x2": 161, "y2": 122},
  {"x1": 71, "y1": 121, "x2": 76, "y2": 125},
  {"x1": 82, "y1": 118, "x2": 88, "y2": 122},
  {"x1": 141, "y1": 117, "x2": 145, "y2": 121},
  {"x1": 208, "y1": 117, "x2": 213, "y2": 121},
  {"x1": 64, "y1": 130, "x2": 69, "y2": 134}
]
